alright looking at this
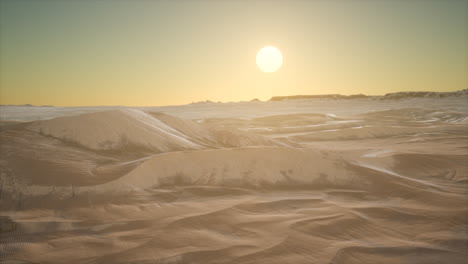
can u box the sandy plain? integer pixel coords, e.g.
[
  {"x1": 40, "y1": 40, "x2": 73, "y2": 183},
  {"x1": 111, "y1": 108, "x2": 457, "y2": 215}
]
[{"x1": 1, "y1": 96, "x2": 467, "y2": 264}]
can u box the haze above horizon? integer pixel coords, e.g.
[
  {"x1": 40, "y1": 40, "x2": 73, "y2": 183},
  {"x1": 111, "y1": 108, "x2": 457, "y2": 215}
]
[{"x1": 1, "y1": 0, "x2": 467, "y2": 106}]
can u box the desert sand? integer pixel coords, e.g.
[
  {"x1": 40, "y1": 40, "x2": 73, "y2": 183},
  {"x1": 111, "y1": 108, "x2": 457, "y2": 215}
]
[{"x1": 1, "y1": 95, "x2": 467, "y2": 264}]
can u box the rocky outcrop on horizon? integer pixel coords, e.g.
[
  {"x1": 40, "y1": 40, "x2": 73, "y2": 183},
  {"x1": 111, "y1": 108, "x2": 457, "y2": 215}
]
[
  {"x1": 268, "y1": 89, "x2": 467, "y2": 101},
  {"x1": 382, "y1": 89, "x2": 468, "y2": 99}
]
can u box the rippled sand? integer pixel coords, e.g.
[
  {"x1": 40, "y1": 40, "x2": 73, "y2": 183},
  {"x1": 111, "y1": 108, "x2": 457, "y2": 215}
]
[{"x1": 1, "y1": 98, "x2": 467, "y2": 264}]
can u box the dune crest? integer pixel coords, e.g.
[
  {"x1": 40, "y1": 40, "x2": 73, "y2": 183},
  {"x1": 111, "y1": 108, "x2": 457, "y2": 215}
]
[{"x1": 26, "y1": 109, "x2": 277, "y2": 153}]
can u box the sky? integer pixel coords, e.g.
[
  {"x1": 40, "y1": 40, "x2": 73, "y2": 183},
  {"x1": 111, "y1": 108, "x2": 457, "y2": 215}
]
[{"x1": 1, "y1": 0, "x2": 467, "y2": 106}]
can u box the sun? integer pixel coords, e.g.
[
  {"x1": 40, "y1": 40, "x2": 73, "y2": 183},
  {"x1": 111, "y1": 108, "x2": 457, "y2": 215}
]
[{"x1": 256, "y1": 46, "x2": 283, "y2": 73}]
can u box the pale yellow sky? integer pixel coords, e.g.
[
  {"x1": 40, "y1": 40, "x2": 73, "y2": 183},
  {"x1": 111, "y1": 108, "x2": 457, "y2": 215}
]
[{"x1": 1, "y1": 0, "x2": 467, "y2": 106}]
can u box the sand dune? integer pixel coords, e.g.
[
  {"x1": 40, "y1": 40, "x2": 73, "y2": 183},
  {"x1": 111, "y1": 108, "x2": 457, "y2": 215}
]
[
  {"x1": 26, "y1": 109, "x2": 204, "y2": 153},
  {"x1": 92, "y1": 147, "x2": 353, "y2": 191},
  {"x1": 26, "y1": 109, "x2": 277, "y2": 153},
  {"x1": 1, "y1": 101, "x2": 467, "y2": 264}
]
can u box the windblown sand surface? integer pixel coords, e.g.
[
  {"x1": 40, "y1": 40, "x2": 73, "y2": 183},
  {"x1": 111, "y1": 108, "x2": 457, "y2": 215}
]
[{"x1": 1, "y1": 98, "x2": 467, "y2": 263}]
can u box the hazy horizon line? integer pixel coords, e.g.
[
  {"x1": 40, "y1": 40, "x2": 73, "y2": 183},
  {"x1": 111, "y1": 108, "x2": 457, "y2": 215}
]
[{"x1": 1, "y1": 88, "x2": 466, "y2": 108}]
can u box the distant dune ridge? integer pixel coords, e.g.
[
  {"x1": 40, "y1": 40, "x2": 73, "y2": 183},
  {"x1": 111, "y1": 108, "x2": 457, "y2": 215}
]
[
  {"x1": 268, "y1": 88, "x2": 468, "y2": 101},
  {"x1": 1, "y1": 97, "x2": 467, "y2": 264}
]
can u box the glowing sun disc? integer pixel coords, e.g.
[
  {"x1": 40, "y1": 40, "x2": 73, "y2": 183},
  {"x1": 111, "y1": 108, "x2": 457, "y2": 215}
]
[{"x1": 256, "y1": 46, "x2": 283, "y2": 72}]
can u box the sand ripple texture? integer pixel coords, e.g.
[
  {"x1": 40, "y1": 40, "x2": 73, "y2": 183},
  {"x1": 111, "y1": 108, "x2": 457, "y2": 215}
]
[{"x1": 1, "y1": 101, "x2": 467, "y2": 264}]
